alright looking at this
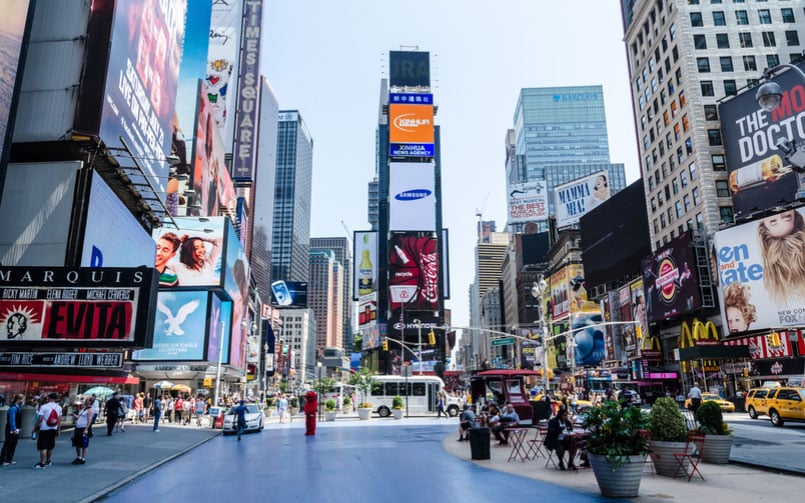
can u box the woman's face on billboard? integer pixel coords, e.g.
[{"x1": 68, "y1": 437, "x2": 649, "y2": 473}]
[{"x1": 761, "y1": 210, "x2": 795, "y2": 238}]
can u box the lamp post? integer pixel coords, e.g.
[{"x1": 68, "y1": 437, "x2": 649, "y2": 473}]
[
  {"x1": 531, "y1": 276, "x2": 550, "y2": 390},
  {"x1": 755, "y1": 63, "x2": 805, "y2": 174},
  {"x1": 214, "y1": 319, "x2": 225, "y2": 408},
  {"x1": 413, "y1": 318, "x2": 423, "y2": 375}
]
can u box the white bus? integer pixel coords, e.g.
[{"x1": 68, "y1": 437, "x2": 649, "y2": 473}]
[
  {"x1": 322, "y1": 383, "x2": 355, "y2": 410},
  {"x1": 369, "y1": 375, "x2": 461, "y2": 417}
]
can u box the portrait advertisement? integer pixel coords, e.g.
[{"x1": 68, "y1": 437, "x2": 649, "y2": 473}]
[
  {"x1": 132, "y1": 290, "x2": 208, "y2": 361},
  {"x1": 152, "y1": 217, "x2": 225, "y2": 288}
]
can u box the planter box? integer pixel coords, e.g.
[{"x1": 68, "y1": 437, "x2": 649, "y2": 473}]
[
  {"x1": 701, "y1": 434, "x2": 732, "y2": 464},
  {"x1": 650, "y1": 440, "x2": 691, "y2": 477},
  {"x1": 589, "y1": 453, "x2": 647, "y2": 498},
  {"x1": 357, "y1": 407, "x2": 372, "y2": 420},
  {"x1": 324, "y1": 411, "x2": 337, "y2": 422},
  {"x1": 392, "y1": 409, "x2": 404, "y2": 420}
]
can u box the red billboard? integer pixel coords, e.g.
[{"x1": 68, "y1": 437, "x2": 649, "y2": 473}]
[{"x1": 388, "y1": 232, "x2": 439, "y2": 311}]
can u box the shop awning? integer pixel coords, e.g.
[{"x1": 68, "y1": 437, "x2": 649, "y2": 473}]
[
  {"x1": 678, "y1": 345, "x2": 750, "y2": 360},
  {"x1": 0, "y1": 372, "x2": 139, "y2": 384}
]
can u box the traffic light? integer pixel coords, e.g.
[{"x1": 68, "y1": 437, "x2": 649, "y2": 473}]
[
  {"x1": 382, "y1": 339, "x2": 388, "y2": 351},
  {"x1": 636, "y1": 324, "x2": 643, "y2": 340},
  {"x1": 428, "y1": 329, "x2": 436, "y2": 345}
]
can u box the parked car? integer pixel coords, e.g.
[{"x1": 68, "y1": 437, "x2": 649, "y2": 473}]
[
  {"x1": 222, "y1": 403, "x2": 264, "y2": 434},
  {"x1": 620, "y1": 389, "x2": 641, "y2": 406},
  {"x1": 684, "y1": 393, "x2": 736, "y2": 413},
  {"x1": 745, "y1": 387, "x2": 805, "y2": 426}
]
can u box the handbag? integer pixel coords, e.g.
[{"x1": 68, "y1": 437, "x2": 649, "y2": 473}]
[{"x1": 82, "y1": 434, "x2": 89, "y2": 447}]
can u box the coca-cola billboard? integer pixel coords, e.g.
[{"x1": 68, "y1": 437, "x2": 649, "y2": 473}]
[{"x1": 388, "y1": 232, "x2": 440, "y2": 311}]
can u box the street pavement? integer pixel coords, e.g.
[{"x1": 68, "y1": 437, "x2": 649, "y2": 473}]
[{"x1": 0, "y1": 411, "x2": 803, "y2": 502}]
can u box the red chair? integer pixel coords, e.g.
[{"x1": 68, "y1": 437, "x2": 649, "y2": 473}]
[{"x1": 673, "y1": 431, "x2": 706, "y2": 481}]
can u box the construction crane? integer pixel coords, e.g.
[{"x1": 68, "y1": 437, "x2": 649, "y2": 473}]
[
  {"x1": 475, "y1": 192, "x2": 490, "y2": 242},
  {"x1": 341, "y1": 220, "x2": 354, "y2": 248}
]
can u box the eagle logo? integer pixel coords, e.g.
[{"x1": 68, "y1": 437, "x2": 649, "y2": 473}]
[{"x1": 157, "y1": 299, "x2": 200, "y2": 336}]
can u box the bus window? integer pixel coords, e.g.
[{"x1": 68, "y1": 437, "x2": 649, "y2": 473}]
[
  {"x1": 384, "y1": 382, "x2": 398, "y2": 395},
  {"x1": 506, "y1": 379, "x2": 522, "y2": 396},
  {"x1": 412, "y1": 382, "x2": 426, "y2": 396}
]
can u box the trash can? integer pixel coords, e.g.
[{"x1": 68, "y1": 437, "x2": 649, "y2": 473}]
[
  {"x1": 209, "y1": 407, "x2": 225, "y2": 429},
  {"x1": 19, "y1": 405, "x2": 37, "y2": 438},
  {"x1": 469, "y1": 427, "x2": 491, "y2": 460}
]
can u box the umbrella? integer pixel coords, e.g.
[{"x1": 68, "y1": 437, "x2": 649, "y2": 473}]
[
  {"x1": 171, "y1": 384, "x2": 192, "y2": 393},
  {"x1": 83, "y1": 386, "x2": 116, "y2": 397},
  {"x1": 154, "y1": 380, "x2": 175, "y2": 389}
]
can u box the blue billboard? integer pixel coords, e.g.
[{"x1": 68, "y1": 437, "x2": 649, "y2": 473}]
[{"x1": 132, "y1": 290, "x2": 208, "y2": 361}]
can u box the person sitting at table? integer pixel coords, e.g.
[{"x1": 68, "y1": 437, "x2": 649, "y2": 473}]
[
  {"x1": 544, "y1": 408, "x2": 578, "y2": 470},
  {"x1": 457, "y1": 404, "x2": 479, "y2": 441},
  {"x1": 492, "y1": 402, "x2": 520, "y2": 445}
]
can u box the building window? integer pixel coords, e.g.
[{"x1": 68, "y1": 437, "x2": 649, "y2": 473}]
[
  {"x1": 697, "y1": 57, "x2": 711, "y2": 72},
  {"x1": 648, "y1": 176, "x2": 655, "y2": 191},
  {"x1": 704, "y1": 104, "x2": 718, "y2": 120},
  {"x1": 682, "y1": 115, "x2": 690, "y2": 132},
  {"x1": 675, "y1": 201, "x2": 683, "y2": 218},
  {"x1": 758, "y1": 9, "x2": 772, "y2": 24},
  {"x1": 767, "y1": 54, "x2": 780, "y2": 68},
  {"x1": 654, "y1": 220, "x2": 659, "y2": 234},
  {"x1": 670, "y1": 22, "x2": 676, "y2": 40},
  {"x1": 693, "y1": 187, "x2": 701, "y2": 205},
  {"x1": 694, "y1": 34, "x2": 707, "y2": 49},
  {"x1": 762, "y1": 31, "x2": 777, "y2": 47},
  {"x1": 661, "y1": 213, "x2": 667, "y2": 229},
  {"x1": 713, "y1": 11, "x2": 726, "y2": 26},
  {"x1": 781, "y1": 8, "x2": 795, "y2": 23},
  {"x1": 673, "y1": 178, "x2": 680, "y2": 194},
  {"x1": 690, "y1": 162, "x2": 697, "y2": 180},
  {"x1": 739, "y1": 32, "x2": 753, "y2": 48},
  {"x1": 735, "y1": 10, "x2": 749, "y2": 25},
  {"x1": 696, "y1": 213, "x2": 704, "y2": 230},
  {"x1": 681, "y1": 170, "x2": 688, "y2": 188},
  {"x1": 716, "y1": 33, "x2": 730, "y2": 48},
  {"x1": 651, "y1": 197, "x2": 657, "y2": 212},
  {"x1": 786, "y1": 30, "x2": 800, "y2": 46},
  {"x1": 743, "y1": 54, "x2": 757, "y2": 71},
  {"x1": 712, "y1": 154, "x2": 726, "y2": 171},
  {"x1": 691, "y1": 12, "x2": 703, "y2": 27},
  {"x1": 720, "y1": 56, "x2": 734, "y2": 72},
  {"x1": 719, "y1": 206, "x2": 733, "y2": 224},
  {"x1": 716, "y1": 180, "x2": 731, "y2": 197},
  {"x1": 684, "y1": 194, "x2": 692, "y2": 211},
  {"x1": 724, "y1": 80, "x2": 738, "y2": 96},
  {"x1": 668, "y1": 207, "x2": 675, "y2": 225},
  {"x1": 679, "y1": 90, "x2": 687, "y2": 107},
  {"x1": 701, "y1": 80, "x2": 715, "y2": 96}
]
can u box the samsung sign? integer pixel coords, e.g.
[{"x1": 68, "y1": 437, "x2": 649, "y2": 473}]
[
  {"x1": 395, "y1": 189, "x2": 432, "y2": 201},
  {"x1": 389, "y1": 163, "x2": 436, "y2": 231}
]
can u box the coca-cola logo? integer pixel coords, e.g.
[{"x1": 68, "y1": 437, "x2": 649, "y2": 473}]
[{"x1": 421, "y1": 252, "x2": 438, "y2": 303}]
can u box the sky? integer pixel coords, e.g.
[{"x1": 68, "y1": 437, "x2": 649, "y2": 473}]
[{"x1": 261, "y1": 0, "x2": 641, "y2": 335}]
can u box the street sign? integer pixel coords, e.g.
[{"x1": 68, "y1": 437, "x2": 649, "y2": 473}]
[{"x1": 491, "y1": 337, "x2": 515, "y2": 346}]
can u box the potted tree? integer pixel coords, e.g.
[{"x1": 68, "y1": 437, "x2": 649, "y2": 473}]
[
  {"x1": 324, "y1": 399, "x2": 337, "y2": 422},
  {"x1": 264, "y1": 396, "x2": 275, "y2": 418},
  {"x1": 648, "y1": 397, "x2": 690, "y2": 476},
  {"x1": 343, "y1": 395, "x2": 352, "y2": 412},
  {"x1": 391, "y1": 395, "x2": 404, "y2": 420},
  {"x1": 697, "y1": 400, "x2": 733, "y2": 464},
  {"x1": 583, "y1": 399, "x2": 650, "y2": 498},
  {"x1": 349, "y1": 368, "x2": 378, "y2": 420}
]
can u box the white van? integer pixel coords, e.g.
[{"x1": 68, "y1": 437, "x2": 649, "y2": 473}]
[{"x1": 369, "y1": 375, "x2": 460, "y2": 417}]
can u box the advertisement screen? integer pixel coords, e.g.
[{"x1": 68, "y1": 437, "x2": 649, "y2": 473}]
[
  {"x1": 353, "y1": 231, "x2": 378, "y2": 300},
  {"x1": 554, "y1": 171, "x2": 611, "y2": 228},
  {"x1": 192, "y1": 89, "x2": 230, "y2": 217},
  {"x1": 387, "y1": 309, "x2": 443, "y2": 348},
  {"x1": 207, "y1": 0, "x2": 241, "y2": 145},
  {"x1": 132, "y1": 290, "x2": 208, "y2": 361},
  {"x1": 508, "y1": 181, "x2": 548, "y2": 223},
  {"x1": 81, "y1": 171, "x2": 155, "y2": 268},
  {"x1": 630, "y1": 279, "x2": 649, "y2": 347},
  {"x1": 206, "y1": 294, "x2": 231, "y2": 364},
  {"x1": 389, "y1": 50, "x2": 430, "y2": 89},
  {"x1": 567, "y1": 263, "x2": 598, "y2": 314},
  {"x1": 388, "y1": 232, "x2": 439, "y2": 311},
  {"x1": 389, "y1": 162, "x2": 435, "y2": 231},
  {"x1": 100, "y1": 0, "x2": 186, "y2": 196},
  {"x1": 357, "y1": 293, "x2": 377, "y2": 328},
  {"x1": 719, "y1": 62, "x2": 805, "y2": 215},
  {"x1": 152, "y1": 217, "x2": 225, "y2": 288},
  {"x1": 389, "y1": 103, "x2": 434, "y2": 157},
  {"x1": 550, "y1": 267, "x2": 569, "y2": 319},
  {"x1": 0, "y1": 0, "x2": 33, "y2": 171},
  {"x1": 269, "y1": 281, "x2": 308, "y2": 308},
  {"x1": 572, "y1": 311, "x2": 605, "y2": 367},
  {"x1": 713, "y1": 207, "x2": 805, "y2": 334},
  {"x1": 641, "y1": 231, "x2": 701, "y2": 322}
]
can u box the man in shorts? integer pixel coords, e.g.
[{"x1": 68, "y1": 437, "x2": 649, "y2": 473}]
[{"x1": 33, "y1": 392, "x2": 62, "y2": 469}]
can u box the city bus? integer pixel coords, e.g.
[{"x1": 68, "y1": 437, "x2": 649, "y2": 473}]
[
  {"x1": 369, "y1": 375, "x2": 460, "y2": 417},
  {"x1": 322, "y1": 383, "x2": 355, "y2": 411}
]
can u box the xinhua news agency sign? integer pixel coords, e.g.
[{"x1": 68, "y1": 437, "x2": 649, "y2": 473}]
[{"x1": 0, "y1": 267, "x2": 157, "y2": 348}]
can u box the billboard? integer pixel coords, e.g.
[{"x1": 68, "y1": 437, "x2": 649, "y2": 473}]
[
  {"x1": 389, "y1": 50, "x2": 430, "y2": 90},
  {"x1": 152, "y1": 217, "x2": 225, "y2": 288},
  {"x1": 192, "y1": 87, "x2": 231, "y2": 217},
  {"x1": 357, "y1": 293, "x2": 377, "y2": 327},
  {"x1": 0, "y1": 266, "x2": 157, "y2": 347},
  {"x1": 630, "y1": 279, "x2": 649, "y2": 347},
  {"x1": 713, "y1": 207, "x2": 805, "y2": 334},
  {"x1": 389, "y1": 102, "x2": 434, "y2": 158},
  {"x1": 207, "y1": 0, "x2": 242, "y2": 148},
  {"x1": 567, "y1": 263, "x2": 598, "y2": 313},
  {"x1": 81, "y1": 171, "x2": 155, "y2": 268},
  {"x1": 269, "y1": 281, "x2": 308, "y2": 308},
  {"x1": 389, "y1": 162, "x2": 435, "y2": 231},
  {"x1": 206, "y1": 294, "x2": 231, "y2": 364},
  {"x1": 0, "y1": 0, "x2": 34, "y2": 175},
  {"x1": 641, "y1": 231, "x2": 701, "y2": 322},
  {"x1": 550, "y1": 267, "x2": 569, "y2": 319},
  {"x1": 572, "y1": 311, "x2": 606, "y2": 367},
  {"x1": 131, "y1": 290, "x2": 208, "y2": 361},
  {"x1": 353, "y1": 231, "x2": 378, "y2": 300},
  {"x1": 554, "y1": 171, "x2": 611, "y2": 228},
  {"x1": 722, "y1": 332, "x2": 794, "y2": 360},
  {"x1": 99, "y1": 0, "x2": 186, "y2": 196},
  {"x1": 223, "y1": 220, "x2": 248, "y2": 367},
  {"x1": 232, "y1": 0, "x2": 263, "y2": 181},
  {"x1": 719, "y1": 62, "x2": 805, "y2": 215},
  {"x1": 388, "y1": 231, "x2": 439, "y2": 311},
  {"x1": 507, "y1": 181, "x2": 548, "y2": 223},
  {"x1": 387, "y1": 309, "x2": 443, "y2": 347}
]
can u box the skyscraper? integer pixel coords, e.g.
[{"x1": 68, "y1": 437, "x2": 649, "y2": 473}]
[
  {"x1": 310, "y1": 236, "x2": 353, "y2": 351},
  {"x1": 272, "y1": 110, "x2": 313, "y2": 282},
  {"x1": 309, "y1": 249, "x2": 345, "y2": 356}
]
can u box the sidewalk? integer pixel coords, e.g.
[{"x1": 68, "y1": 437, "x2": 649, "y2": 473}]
[{"x1": 0, "y1": 422, "x2": 219, "y2": 503}]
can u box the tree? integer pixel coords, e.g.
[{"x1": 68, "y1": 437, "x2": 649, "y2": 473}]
[{"x1": 348, "y1": 368, "x2": 378, "y2": 408}]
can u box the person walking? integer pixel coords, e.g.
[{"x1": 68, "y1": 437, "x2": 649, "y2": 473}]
[
  {"x1": 0, "y1": 393, "x2": 24, "y2": 465},
  {"x1": 143, "y1": 392, "x2": 153, "y2": 423},
  {"x1": 114, "y1": 396, "x2": 127, "y2": 432},
  {"x1": 183, "y1": 395, "x2": 193, "y2": 425},
  {"x1": 152, "y1": 394, "x2": 163, "y2": 432},
  {"x1": 436, "y1": 391, "x2": 448, "y2": 418},
  {"x1": 32, "y1": 392, "x2": 62, "y2": 469},
  {"x1": 104, "y1": 392, "x2": 121, "y2": 436},
  {"x1": 688, "y1": 382, "x2": 703, "y2": 413},
  {"x1": 70, "y1": 397, "x2": 96, "y2": 465},
  {"x1": 133, "y1": 393, "x2": 144, "y2": 423},
  {"x1": 234, "y1": 400, "x2": 248, "y2": 441},
  {"x1": 277, "y1": 394, "x2": 288, "y2": 424},
  {"x1": 194, "y1": 396, "x2": 206, "y2": 426}
]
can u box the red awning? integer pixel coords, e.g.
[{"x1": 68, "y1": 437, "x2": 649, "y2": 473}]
[{"x1": 0, "y1": 372, "x2": 139, "y2": 384}]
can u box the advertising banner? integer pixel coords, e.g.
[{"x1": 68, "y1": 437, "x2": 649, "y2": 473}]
[
  {"x1": 572, "y1": 311, "x2": 606, "y2": 367},
  {"x1": 387, "y1": 309, "x2": 443, "y2": 347},
  {"x1": 207, "y1": 0, "x2": 242, "y2": 146},
  {"x1": 618, "y1": 284, "x2": 636, "y2": 357},
  {"x1": 567, "y1": 263, "x2": 598, "y2": 313},
  {"x1": 507, "y1": 181, "x2": 548, "y2": 223},
  {"x1": 0, "y1": 267, "x2": 156, "y2": 347},
  {"x1": 389, "y1": 102, "x2": 434, "y2": 158},
  {"x1": 223, "y1": 221, "x2": 248, "y2": 367},
  {"x1": 719, "y1": 62, "x2": 805, "y2": 215},
  {"x1": 353, "y1": 231, "x2": 378, "y2": 300},
  {"x1": 360, "y1": 324, "x2": 381, "y2": 351},
  {"x1": 388, "y1": 232, "x2": 439, "y2": 311},
  {"x1": 132, "y1": 290, "x2": 208, "y2": 361},
  {"x1": 389, "y1": 162, "x2": 435, "y2": 231},
  {"x1": 641, "y1": 231, "x2": 701, "y2": 322},
  {"x1": 722, "y1": 332, "x2": 793, "y2": 359},
  {"x1": 100, "y1": 0, "x2": 186, "y2": 195},
  {"x1": 206, "y1": 294, "x2": 231, "y2": 364},
  {"x1": 269, "y1": 281, "x2": 308, "y2": 308},
  {"x1": 389, "y1": 51, "x2": 430, "y2": 90},
  {"x1": 550, "y1": 267, "x2": 569, "y2": 319},
  {"x1": 0, "y1": 0, "x2": 33, "y2": 172},
  {"x1": 152, "y1": 217, "x2": 225, "y2": 288},
  {"x1": 554, "y1": 171, "x2": 611, "y2": 228},
  {"x1": 713, "y1": 207, "x2": 805, "y2": 334},
  {"x1": 232, "y1": 0, "x2": 263, "y2": 181},
  {"x1": 357, "y1": 293, "x2": 377, "y2": 327},
  {"x1": 192, "y1": 88, "x2": 230, "y2": 218}
]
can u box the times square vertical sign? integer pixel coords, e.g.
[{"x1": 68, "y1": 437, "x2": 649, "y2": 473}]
[
  {"x1": 0, "y1": 267, "x2": 157, "y2": 348},
  {"x1": 232, "y1": 0, "x2": 263, "y2": 181}
]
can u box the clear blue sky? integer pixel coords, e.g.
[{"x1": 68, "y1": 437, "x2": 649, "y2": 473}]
[{"x1": 262, "y1": 0, "x2": 640, "y2": 332}]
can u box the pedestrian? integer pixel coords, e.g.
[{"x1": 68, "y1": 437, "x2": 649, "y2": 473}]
[
  {"x1": 183, "y1": 395, "x2": 193, "y2": 425},
  {"x1": 88, "y1": 394, "x2": 99, "y2": 436},
  {"x1": 133, "y1": 393, "x2": 144, "y2": 423},
  {"x1": 688, "y1": 382, "x2": 703, "y2": 413},
  {"x1": 33, "y1": 392, "x2": 62, "y2": 469},
  {"x1": 436, "y1": 391, "x2": 447, "y2": 418},
  {"x1": 303, "y1": 391, "x2": 317, "y2": 436},
  {"x1": 166, "y1": 395, "x2": 174, "y2": 423},
  {"x1": 277, "y1": 394, "x2": 288, "y2": 424},
  {"x1": 143, "y1": 392, "x2": 153, "y2": 423},
  {"x1": 115, "y1": 396, "x2": 127, "y2": 432},
  {"x1": 104, "y1": 392, "x2": 121, "y2": 436},
  {"x1": 195, "y1": 396, "x2": 206, "y2": 426},
  {"x1": 70, "y1": 397, "x2": 96, "y2": 465},
  {"x1": 174, "y1": 395, "x2": 184, "y2": 424},
  {"x1": 152, "y1": 394, "x2": 163, "y2": 432},
  {"x1": 234, "y1": 399, "x2": 248, "y2": 441},
  {"x1": 0, "y1": 393, "x2": 24, "y2": 465}
]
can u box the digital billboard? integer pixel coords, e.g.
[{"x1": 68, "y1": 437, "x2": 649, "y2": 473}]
[
  {"x1": 0, "y1": 266, "x2": 157, "y2": 347},
  {"x1": 507, "y1": 181, "x2": 548, "y2": 223},
  {"x1": 81, "y1": 171, "x2": 155, "y2": 268},
  {"x1": 641, "y1": 231, "x2": 701, "y2": 322},
  {"x1": 554, "y1": 171, "x2": 611, "y2": 228},
  {"x1": 206, "y1": 294, "x2": 231, "y2": 364},
  {"x1": 389, "y1": 162, "x2": 435, "y2": 231},
  {"x1": 388, "y1": 231, "x2": 439, "y2": 311},
  {"x1": 389, "y1": 50, "x2": 430, "y2": 90},
  {"x1": 550, "y1": 267, "x2": 569, "y2": 319},
  {"x1": 567, "y1": 263, "x2": 598, "y2": 314},
  {"x1": 99, "y1": 0, "x2": 186, "y2": 196},
  {"x1": 353, "y1": 231, "x2": 378, "y2": 300},
  {"x1": 719, "y1": 62, "x2": 805, "y2": 215},
  {"x1": 713, "y1": 207, "x2": 805, "y2": 334},
  {"x1": 389, "y1": 102, "x2": 434, "y2": 158},
  {"x1": 192, "y1": 88, "x2": 230, "y2": 217},
  {"x1": 572, "y1": 311, "x2": 605, "y2": 367},
  {"x1": 357, "y1": 293, "x2": 377, "y2": 327},
  {"x1": 387, "y1": 309, "x2": 443, "y2": 348},
  {"x1": 269, "y1": 281, "x2": 308, "y2": 308},
  {"x1": 131, "y1": 290, "x2": 208, "y2": 361},
  {"x1": 207, "y1": 0, "x2": 241, "y2": 146},
  {"x1": 223, "y1": 220, "x2": 248, "y2": 367},
  {"x1": 630, "y1": 279, "x2": 649, "y2": 347},
  {"x1": 152, "y1": 217, "x2": 225, "y2": 288}
]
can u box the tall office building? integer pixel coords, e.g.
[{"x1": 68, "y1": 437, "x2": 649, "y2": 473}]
[
  {"x1": 310, "y1": 237, "x2": 353, "y2": 351},
  {"x1": 272, "y1": 110, "x2": 313, "y2": 282},
  {"x1": 509, "y1": 86, "x2": 628, "y2": 230},
  {"x1": 308, "y1": 249, "x2": 344, "y2": 356},
  {"x1": 620, "y1": 0, "x2": 804, "y2": 249}
]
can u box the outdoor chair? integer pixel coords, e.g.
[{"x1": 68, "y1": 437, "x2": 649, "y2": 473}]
[{"x1": 673, "y1": 431, "x2": 706, "y2": 482}]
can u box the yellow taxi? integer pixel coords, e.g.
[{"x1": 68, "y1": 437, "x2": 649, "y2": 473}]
[
  {"x1": 746, "y1": 387, "x2": 805, "y2": 427},
  {"x1": 684, "y1": 392, "x2": 735, "y2": 413}
]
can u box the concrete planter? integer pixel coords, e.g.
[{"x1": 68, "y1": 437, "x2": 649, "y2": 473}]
[
  {"x1": 701, "y1": 434, "x2": 732, "y2": 464},
  {"x1": 589, "y1": 453, "x2": 647, "y2": 498},
  {"x1": 392, "y1": 408, "x2": 404, "y2": 420},
  {"x1": 650, "y1": 440, "x2": 691, "y2": 477},
  {"x1": 324, "y1": 411, "x2": 337, "y2": 422},
  {"x1": 357, "y1": 407, "x2": 372, "y2": 420}
]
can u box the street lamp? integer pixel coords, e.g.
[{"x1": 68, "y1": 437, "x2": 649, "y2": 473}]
[
  {"x1": 755, "y1": 63, "x2": 805, "y2": 171},
  {"x1": 413, "y1": 318, "x2": 423, "y2": 375},
  {"x1": 531, "y1": 276, "x2": 550, "y2": 390}
]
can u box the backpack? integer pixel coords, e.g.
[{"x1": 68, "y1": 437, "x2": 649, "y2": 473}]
[{"x1": 45, "y1": 407, "x2": 59, "y2": 427}]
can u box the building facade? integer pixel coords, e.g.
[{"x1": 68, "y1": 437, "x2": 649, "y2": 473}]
[{"x1": 310, "y1": 236, "x2": 353, "y2": 351}]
